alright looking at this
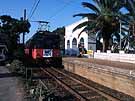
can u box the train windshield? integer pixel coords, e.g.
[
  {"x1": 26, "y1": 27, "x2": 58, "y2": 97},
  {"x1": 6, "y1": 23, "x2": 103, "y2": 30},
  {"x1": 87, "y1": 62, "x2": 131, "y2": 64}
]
[
  {"x1": 26, "y1": 31, "x2": 60, "y2": 49},
  {"x1": 43, "y1": 35, "x2": 60, "y2": 49},
  {"x1": 34, "y1": 35, "x2": 60, "y2": 49}
]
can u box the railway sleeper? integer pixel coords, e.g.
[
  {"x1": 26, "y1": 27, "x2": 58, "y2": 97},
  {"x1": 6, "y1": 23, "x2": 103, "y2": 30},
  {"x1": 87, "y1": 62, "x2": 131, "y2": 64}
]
[
  {"x1": 71, "y1": 84, "x2": 83, "y2": 88},
  {"x1": 61, "y1": 79, "x2": 76, "y2": 85},
  {"x1": 66, "y1": 83, "x2": 81, "y2": 87},
  {"x1": 87, "y1": 96, "x2": 108, "y2": 101},
  {"x1": 50, "y1": 68, "x2": 121, "y2": 101},
  {"x1": 81, "y1": 91, "x2": 101, "y2": 98},
  {"x1": 78, "y1": 90, "x2": 92, "y2": 94},
  {"x1": 73, "y1": 86, "x2": 89, "y2": 91}
]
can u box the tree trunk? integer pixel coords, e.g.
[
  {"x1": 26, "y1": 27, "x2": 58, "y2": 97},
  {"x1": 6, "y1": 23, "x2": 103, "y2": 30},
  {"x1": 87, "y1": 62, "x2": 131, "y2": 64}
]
[{"x1": 102, "y1": 38, "x2": 109, "y2": 52}]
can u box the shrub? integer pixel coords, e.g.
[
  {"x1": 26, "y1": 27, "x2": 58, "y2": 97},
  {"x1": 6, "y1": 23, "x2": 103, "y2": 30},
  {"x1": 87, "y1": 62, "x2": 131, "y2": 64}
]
[{"x1": 10, "y1": 59, "x2": 25, "y2": 74}]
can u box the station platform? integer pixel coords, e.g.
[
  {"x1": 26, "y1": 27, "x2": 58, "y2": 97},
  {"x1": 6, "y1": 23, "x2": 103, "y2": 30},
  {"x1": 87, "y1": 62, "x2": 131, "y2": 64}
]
[
  {"x1": 63, "y1": 57, "x2": 135, "y2": 98},
  {"x1": 64, "y1": 57, "x2": 135, "y2": 70}
]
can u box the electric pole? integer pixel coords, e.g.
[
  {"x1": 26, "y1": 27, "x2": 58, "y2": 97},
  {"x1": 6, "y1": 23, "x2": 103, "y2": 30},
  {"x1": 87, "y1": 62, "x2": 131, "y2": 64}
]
[{"x1": 23, "y1": 9, "x2": 26, "y2": 45}]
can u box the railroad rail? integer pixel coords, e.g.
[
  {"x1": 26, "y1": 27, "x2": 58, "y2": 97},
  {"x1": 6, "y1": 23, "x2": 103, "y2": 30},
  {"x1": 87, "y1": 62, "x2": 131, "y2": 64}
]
[{"x1": 40, "y1": 67, "x2": 121, "y2": 101}]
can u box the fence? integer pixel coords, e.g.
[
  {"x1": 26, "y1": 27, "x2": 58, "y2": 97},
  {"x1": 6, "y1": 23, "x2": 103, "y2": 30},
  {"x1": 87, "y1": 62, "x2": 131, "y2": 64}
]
[{"x1": 94, "y1": 50, "x2": 135, "y2": 64}]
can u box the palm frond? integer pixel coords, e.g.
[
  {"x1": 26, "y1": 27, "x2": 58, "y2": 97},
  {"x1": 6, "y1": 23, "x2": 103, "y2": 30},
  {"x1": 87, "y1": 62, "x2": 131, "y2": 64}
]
[
  {"x1": 121, "y1": 31, "x2": 127, "y2": 36},
  {"x1": 92, "y1": 0, "x2": 102, "y2": 8},
  {"x1": 113, "y1": 32, "x2": 120, "y2": 41},
  {"x1": 78, "y1": 27, "x2": 87, "y2": 38},
  {"x1": 104, "y1": 0, "x2": 109, "y2": 8},
  {"x1": 72, "y1": 21, "x2": 90, "y2": 32},
  {"x1": 78, "y1": 27, "x2": 94, "y2": 38},
  {"x1": 120, "y1": 14, "x2": 133, "y2": 24},
  {"x1": 100, "y1": 0, "x2": 106, "y2": 8},
  {"x1": 122, "y1": 27, "x2": 129, "y2": 32},
  {"x1": 112, "y1": 1, "x2": 124, "y2": 12},
  {"x1": 73, "y1": 13, "x2": 98, "y2": 20},
  {"x1": 82, "y1": 2, "x2": 100, "y2": 14},
  {"x1": 125, "y1": 0, "x2": 135, "y2": 19},
  {"x1": 78, "y1": 22, "x2": 99, "y2": 38}
]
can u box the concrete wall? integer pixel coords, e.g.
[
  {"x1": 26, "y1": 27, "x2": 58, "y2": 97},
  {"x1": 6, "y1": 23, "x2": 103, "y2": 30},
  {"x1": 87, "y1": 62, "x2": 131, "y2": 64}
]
[
  {"x1": 63, "y1": 59, "x2": 135, "y2": 98},
  {"x1": 94, "y1": 50, "x2": 135, "y2": 64}
]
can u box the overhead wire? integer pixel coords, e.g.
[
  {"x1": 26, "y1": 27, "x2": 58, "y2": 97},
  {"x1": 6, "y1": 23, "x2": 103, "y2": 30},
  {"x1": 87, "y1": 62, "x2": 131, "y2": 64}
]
[
  {"x1": 45, "y1": 0, "x2": 79, "y2": 30},
  {"x1": 29, "y1": 0, "x2": 78, "y2": 21},
  {"x1": 28, "y1": 0, "x2": 38, "y2": 19},
  {"x1": 28, "y1": 0, "x2": 78, "y2": 31},
  {"x1": 47, "y1": 0, "x2": 75, "y2": 21},
  {"x1": 28, "y1": 0, "x2": 41, "y2": 20}
]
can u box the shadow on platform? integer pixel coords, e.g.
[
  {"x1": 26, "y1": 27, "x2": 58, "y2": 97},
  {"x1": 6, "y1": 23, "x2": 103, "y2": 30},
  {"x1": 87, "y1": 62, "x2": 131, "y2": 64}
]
[{"x1": 0, "y1": 72, "x2": 22, "y2": 78}]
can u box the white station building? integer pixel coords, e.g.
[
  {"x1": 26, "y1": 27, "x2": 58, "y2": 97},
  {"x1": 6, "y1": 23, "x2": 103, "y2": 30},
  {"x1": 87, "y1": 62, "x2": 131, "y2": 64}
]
[{"x1": 65, "y1": 18, "x2": 96, "y2": 56}]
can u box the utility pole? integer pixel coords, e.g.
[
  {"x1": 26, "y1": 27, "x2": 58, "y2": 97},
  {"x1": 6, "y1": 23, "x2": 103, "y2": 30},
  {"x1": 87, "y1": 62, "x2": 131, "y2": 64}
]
[{"x1": 23, "y1": 9, "x2": 26, "y2": 45}]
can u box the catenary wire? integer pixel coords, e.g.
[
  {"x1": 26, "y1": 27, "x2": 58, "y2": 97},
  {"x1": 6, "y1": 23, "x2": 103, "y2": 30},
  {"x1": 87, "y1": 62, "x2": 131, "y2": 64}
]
[
  {"x1": 29, "y1": 0, "x2": 41, "y2": 20},
  {"x1": 28, "y1": 0, "x2": 38, "y2": 19},
  {"x1": 47, "y1": 0, "x2": 75, "y2": 21}
]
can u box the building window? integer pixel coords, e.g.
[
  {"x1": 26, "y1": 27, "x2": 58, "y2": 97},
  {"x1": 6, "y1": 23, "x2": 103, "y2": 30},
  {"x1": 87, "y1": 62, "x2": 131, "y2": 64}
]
[
  {"x1": 67, "y1": 40, "x2": 70, "y2": 49},
  {"x1": 79, "y1": 37, "x2": 84, "y2": 46},
  {"x1": 72, "y1": 38, "x2": 77, "y2": 49}
]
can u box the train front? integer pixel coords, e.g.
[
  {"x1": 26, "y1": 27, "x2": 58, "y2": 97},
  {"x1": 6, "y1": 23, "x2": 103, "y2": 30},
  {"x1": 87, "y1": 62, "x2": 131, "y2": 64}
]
[{"x1": 25, "y1": 31, "x2": 62, "y2": 67}]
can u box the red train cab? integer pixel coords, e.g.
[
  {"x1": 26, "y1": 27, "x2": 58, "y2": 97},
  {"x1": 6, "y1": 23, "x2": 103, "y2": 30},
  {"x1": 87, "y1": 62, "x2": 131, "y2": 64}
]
[{"x1": 25, "y1": 31, "x2": 62, "y2": 67}]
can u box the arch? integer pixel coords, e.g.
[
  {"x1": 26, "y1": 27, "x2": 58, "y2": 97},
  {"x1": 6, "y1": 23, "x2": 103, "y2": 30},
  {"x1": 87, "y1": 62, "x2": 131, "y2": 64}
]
[
  {"x1": 79, "y1": 37, "x2": 84, "y2": 46},
  {"x1": 67, "y1": 40, "x2": 70, "y2": 49},
  {"x1": 72, "y1": 38, "x2": 77, "y2": 49}
]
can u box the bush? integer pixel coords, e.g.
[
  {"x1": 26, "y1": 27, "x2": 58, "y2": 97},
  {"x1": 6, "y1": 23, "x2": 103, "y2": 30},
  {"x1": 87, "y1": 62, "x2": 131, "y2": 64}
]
[{"x1": 9, "y1": 59, "x2": 25, "y2": 74}]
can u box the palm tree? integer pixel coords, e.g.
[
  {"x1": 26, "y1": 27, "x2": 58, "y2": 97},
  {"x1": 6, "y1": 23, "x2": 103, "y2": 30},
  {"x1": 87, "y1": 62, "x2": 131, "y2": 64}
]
[
  {"x1": 121, "y1": 0, "x2": 135, "y2": 52},
  {"x1": 124, "y1": 0, "x2": 135, "y2": 36},
  {"x1": 73, "y1": 0, "x2": 124, "y2": 52}
]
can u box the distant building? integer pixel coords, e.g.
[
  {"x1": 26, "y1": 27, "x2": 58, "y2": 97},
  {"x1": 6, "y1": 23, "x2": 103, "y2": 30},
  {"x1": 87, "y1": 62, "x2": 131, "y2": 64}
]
[{"x1": 65, "y1": 18, "x2": 96, "y2": 56}]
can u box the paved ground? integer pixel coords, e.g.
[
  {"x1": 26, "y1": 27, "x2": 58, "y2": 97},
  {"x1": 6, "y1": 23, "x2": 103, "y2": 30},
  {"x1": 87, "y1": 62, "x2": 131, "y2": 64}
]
[
  {"x1": 0, "y1": 66, "x2": 25, "y2": 101},
  {"x1": 64, "y1": 57, "x2": 135, "y2": 70}
]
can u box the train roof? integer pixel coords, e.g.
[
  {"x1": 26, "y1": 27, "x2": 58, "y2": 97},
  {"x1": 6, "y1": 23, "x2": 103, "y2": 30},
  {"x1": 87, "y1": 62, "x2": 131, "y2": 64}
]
[{"x1": 25, "y1": 31, "x2": 60, "y2": 48}]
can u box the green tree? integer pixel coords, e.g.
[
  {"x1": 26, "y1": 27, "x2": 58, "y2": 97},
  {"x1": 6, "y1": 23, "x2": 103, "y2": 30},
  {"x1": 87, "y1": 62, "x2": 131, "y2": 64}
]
[
  {"x1": 0, "y1": 15, "x2": 31, "y2": 56},
  {"x1": 73, "y1": 0, "x2": 125, "y2": 52}
]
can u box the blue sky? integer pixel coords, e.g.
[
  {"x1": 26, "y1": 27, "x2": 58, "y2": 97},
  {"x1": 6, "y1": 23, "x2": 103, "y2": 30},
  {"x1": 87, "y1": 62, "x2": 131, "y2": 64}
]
[
  {"x1": 0, "y1": 0, "x2": 128, "y2": 42},
  {"x1": 0, "y1": 0, "x2": 91, "y2": 41}
]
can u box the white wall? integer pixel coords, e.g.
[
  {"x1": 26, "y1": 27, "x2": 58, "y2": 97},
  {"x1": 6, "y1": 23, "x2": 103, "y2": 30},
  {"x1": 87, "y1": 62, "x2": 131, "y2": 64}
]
[
  {"x1": 65, "y1": 18, "x2": 88, "y2": 50},
  {"x1": 65, "y1": 18, "x2": 96, "y2": 56},
  {"x1": 94, "y1": 51, "x2": 135, "y2": 64}
]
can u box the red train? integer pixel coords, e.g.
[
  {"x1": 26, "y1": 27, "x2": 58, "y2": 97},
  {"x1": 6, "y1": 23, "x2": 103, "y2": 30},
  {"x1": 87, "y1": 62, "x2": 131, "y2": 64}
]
[{"x1": 25, "y1": 31, "x2": 62, "y2": 67}]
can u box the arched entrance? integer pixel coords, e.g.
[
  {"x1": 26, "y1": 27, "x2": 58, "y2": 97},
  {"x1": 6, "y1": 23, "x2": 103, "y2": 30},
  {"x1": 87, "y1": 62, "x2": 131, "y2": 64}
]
[
  {"x1": 72, "y1": 38, "x2": 77, "y2": 49},
  {"x1": 79, "y1": 37, "x2": 84, "y2": 47},
  {"x1": 67, "y1": 40, "x2": 70, "y2": 49}
]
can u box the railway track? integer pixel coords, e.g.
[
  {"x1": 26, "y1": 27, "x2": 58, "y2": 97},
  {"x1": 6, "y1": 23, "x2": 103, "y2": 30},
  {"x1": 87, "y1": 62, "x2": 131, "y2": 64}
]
[{"x1": 40, "y1": 67, "x2": 121, "y2": 101}]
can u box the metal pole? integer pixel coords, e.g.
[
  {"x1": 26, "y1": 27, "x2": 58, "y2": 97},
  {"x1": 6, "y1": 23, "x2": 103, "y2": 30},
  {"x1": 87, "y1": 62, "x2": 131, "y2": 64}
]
[
  {"x1": 23, "y1": 9, "x2": 26, "y2": 45},
  {"x1": 120, "y1": 20, "x2": 122, "y2": 50}
]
